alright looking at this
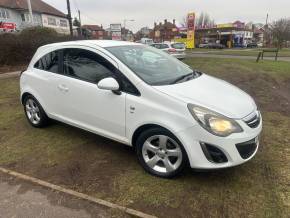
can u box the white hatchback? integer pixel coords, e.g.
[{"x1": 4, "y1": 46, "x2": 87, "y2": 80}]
[{"x1": 20, "y1": 40, "x2": 262, "y2": 178}]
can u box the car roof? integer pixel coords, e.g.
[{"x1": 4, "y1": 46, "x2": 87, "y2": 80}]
[{"x1": 40, "y1": 40, "x2": 141, "y2": 49}]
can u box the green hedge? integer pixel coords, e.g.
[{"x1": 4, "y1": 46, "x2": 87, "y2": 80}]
[{"x1": 0, "y1": 27, "x2": 73, "y2": 65}]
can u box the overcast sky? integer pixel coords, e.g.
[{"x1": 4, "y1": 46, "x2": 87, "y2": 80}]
[{"x1": 44, "y1": 0, "x2": 289, "y2": 32}]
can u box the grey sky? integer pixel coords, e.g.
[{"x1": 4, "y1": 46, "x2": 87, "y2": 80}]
[{"x1": 44, "y1": 0, "x2": 289, "y2": 32}]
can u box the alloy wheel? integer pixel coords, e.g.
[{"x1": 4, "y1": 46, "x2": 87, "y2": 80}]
[
  {"x1": 25, "y1": 98, "x2": 41, "y2": 125},
  {"x1": 142, "y1": 135, "x2": 183, "y2": 173}
]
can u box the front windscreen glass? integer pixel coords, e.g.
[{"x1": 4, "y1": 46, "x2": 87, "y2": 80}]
[{"x1": 106, "y1": 45, "x2": 200, "y2": 85}]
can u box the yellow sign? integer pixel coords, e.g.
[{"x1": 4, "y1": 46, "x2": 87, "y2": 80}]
[
  {"x1": 187, "y1": 12, "x2": 195, "y2": 49},
  {"x1": 217, "y1": 23, "x2": 234, "y2": 28}
]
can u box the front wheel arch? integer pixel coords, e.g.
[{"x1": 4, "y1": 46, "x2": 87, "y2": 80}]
[{"x1": 21, "y1": 92, "x2": 32, "y2": 105}]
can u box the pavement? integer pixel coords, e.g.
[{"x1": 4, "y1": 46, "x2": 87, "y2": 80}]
[{"x1": 0, "y1": 172, "x2": 117, "y2": 218}]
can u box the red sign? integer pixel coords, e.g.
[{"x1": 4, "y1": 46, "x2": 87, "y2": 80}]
[
  {"x1": 0, "y1": 22, "x2": 16, "y2": 30},
  {"x1": 187, "y1": 12, "x2": 195, "y2": 31}
]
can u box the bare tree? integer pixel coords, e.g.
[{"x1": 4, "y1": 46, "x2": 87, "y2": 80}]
[
  {"x1": 196, "y1": 12, "x2": 215, "y2": 27},
  {"x1": 180, "y1": 12, "x2": 215, "y2": 28},
  {"x1": 270, "y1": 18, "x2": 290, "y2": 48}
]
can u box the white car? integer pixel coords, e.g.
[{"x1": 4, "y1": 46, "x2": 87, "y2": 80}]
[
  {"x1": 151, "y1": 42, "x2": 186, "y2": 59},
  {"x1": 20, "y1": 40, "x2": 262, "y2": 178}
]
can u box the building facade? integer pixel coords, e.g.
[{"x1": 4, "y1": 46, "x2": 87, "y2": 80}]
[
  {"x1": 195, "y1": 21, "x2": 254, "y2": 48},
  {"x1": 152, "y1": 19, "x2": 179, "y2": 42},
  {"x1": 0, "y1": 0, "x2": 69, "y2": 34},
  {"x1": 82, "y1": 24, "x2": 107, "y2": 39}
]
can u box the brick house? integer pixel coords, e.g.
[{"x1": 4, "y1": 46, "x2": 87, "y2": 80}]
[
  {"x1": 152, "y1": 19, "x2": 179, "y2": 42},
  {"x1": 81, "y1": 24, "x2": 107, "y2": 39},
  {"x1": 0, "y1": 0, "x2": 69, "y2": 34}
]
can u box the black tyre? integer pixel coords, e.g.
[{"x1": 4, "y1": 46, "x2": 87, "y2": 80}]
[
  {"x1": 136, "y1": 127, "x2": 188, "y2": 178},
  {"x1": 23, "y1": 95, "x2": 49, "y2": 128}
]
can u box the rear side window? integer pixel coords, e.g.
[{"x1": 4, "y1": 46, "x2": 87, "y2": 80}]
[
  {"x1": 160, "y1": 44, "x2": 169, "y2": 49},
  {"x1": 63, "y1": 48, "x2": 115, "y2": 84},
  {"x1": 171, "y1": 43, "x2": 185, "y2": 49},
  {"x1": 34, "y1": 51, "x2": 59, "y2": 73}
]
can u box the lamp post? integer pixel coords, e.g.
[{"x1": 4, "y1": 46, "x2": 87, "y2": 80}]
[{"x1": 123, "y1": 19, "x2": 134, "y2": 41}]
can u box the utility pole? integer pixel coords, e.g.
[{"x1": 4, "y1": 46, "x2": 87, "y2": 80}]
[
  {"x1": 26, "y1": 0, "x2": 33, "y2": 24},
  {"x1": 66, "y1": 0, "x2": 73, "y2": 36},
  {"x1": 78, "y1": 10, "x2": 82, "y2": 37},
  {"x1": 78, "y1": 10, "x2": 81, "y2": 26},
  {"x1": 264, "y1": 13, "x2": 269, "y2": 47}
]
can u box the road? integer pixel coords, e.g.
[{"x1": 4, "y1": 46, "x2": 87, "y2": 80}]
[{"x1": 187, "y1": 52, "x2": 290, "y2": 62}]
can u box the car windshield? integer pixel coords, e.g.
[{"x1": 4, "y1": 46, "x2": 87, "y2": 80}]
[
  {"x1": 171, "y1": 43, "x2": 185, "y2": 49},
  {"x1": 106, "y1": 45, "x2": 200, "y2": 86}
]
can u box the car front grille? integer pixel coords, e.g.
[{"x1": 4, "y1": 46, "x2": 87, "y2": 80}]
[
  {"x1": 243, "y1": 111, "x2": 261, "y2": 128},
  {"x1": 236, "y1": 138, "x2": 258, "y2": 159}
]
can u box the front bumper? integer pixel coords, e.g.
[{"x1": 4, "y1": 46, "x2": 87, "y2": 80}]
[
  {"x1": 176, "y1": 115, "x2": 262, "y2": 169},
  {"x1": 171, "y1": 53, "x2": 186, "y2": 59}
]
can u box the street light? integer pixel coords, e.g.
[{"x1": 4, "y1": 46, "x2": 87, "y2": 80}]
[{"x1": 123, "y1": 19, "x2": 135, "y2": 41}]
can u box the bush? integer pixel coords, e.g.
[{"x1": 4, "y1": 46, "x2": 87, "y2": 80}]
[{"x1": 0, "y1": 27, "x2": 73, "y2": 65}]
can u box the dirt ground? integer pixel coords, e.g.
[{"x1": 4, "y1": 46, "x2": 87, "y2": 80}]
[
  {"x1": 0, "y1": 65, "x2": 26, "y2": 74},
  {"x1": 0, "y1": 58, "x2": 289, "y2": 218}
]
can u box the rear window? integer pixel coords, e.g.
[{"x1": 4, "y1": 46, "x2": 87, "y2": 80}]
[
  {"x1": 34, "y1": 50, "x2": 59, "y2": 73},
  {"x1": 171, "y1": 43, "x2": 185, "y2": 49}
]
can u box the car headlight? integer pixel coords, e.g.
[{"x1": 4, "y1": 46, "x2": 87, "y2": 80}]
[{"x1": 187, "y1": 104, "x2": 243, "y2": 137}]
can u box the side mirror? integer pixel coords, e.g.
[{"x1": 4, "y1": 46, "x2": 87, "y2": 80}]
[{"x1": 97, "y1": 77, "x2": 120, "y2": 92}]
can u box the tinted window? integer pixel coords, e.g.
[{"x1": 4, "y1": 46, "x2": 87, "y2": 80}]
[
  {"x1": 63, "y1": 48, "x2": 115, "y2": 84},
  {"x1": 34, "y1": 51, "x2": 59, "y2": 73}
]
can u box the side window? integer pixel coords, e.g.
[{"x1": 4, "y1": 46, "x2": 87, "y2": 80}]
[
  {"x1": 63, "y1": 48, "x2": 115, "y2": 84},
  {"x1": 34, "y1": 51, "x2": 59, "y2": 73}
]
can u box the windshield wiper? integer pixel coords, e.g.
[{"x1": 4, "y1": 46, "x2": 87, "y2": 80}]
[{"x1": 171, "y1": 71, "x2": 199, "y2": 84}]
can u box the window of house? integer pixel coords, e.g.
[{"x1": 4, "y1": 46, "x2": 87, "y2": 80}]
[
  {"x1": 60, "y1": 19, "x2": 67, "y2": 27},
  {"x1": 34, "y1": 51, "x2": 60, "y2": 74},
  {"x1": 0, "y1": 9, "x2": 10, "y2": 19},
  {"x1": 21, "y1": 14, "x2": 26, "y2": 22},
  {"x1": 48, "y1": 17, "x2": 57, "y2": 26},
  {"x1": 21, "y1": 13, "x2": 34, "y2": 22}
]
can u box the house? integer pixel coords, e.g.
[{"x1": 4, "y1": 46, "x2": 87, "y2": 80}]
[
  {"x1": 0, "y1": 0, "x2": 69, "y2": 34},
  {"x1": 152, "y1": 19, "x2": 179, "y2": 42},
  {"x1": 81, "y1": 24, "x2": 106, "y2": 39},
  {"x1": 134, "y1": 26, "x2": 153, "y2": 41}
]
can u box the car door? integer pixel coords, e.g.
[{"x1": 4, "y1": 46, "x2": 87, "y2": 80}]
[
  {"x1": 53, "y1": 47, "x2": 127, "y2": 142},
  {"x1": 32, "y1": 49, "x2": 63, "y2": 115}
]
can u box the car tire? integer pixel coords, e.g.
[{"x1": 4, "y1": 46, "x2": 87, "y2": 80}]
[
  {"x1": 136, "y1": 127, "x2": 188, "y2": 178},
  {"x1": 23, "y1": 95, "x2": 49, "y2": 128}
]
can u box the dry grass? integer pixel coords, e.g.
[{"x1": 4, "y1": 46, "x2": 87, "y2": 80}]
[{"x1": 0, "y1": 58, "x2": 289, "y2": 217}]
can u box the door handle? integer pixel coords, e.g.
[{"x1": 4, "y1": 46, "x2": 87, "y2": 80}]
[{"x1": 58, "y1": 84, "x2": 69, "y2": 92}]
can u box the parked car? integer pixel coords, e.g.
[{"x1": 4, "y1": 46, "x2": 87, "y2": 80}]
[
  {"x1": 20, "y1": 40, "x2": 262, "y2": 178},
  {"x1": 199, "y1": 43, "x2": 225, "y2": 49},
  {"x1": 247, "y1": 42, "x2": 258, "y2": 48},
  {"x1": 140, "y1": 38, "x2": 153, "y2": 45},
  {"x1": 151, "y1": 42, "x2": 186, "y2": 59}
]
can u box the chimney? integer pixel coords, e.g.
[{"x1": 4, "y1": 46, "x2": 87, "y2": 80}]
[
  {"x1": 173, "y1": 19, "x2": 175, "y2": 25},
  {"x1": 164, "y1": 19, "x2": 167, "y2": 24},
  {"x1": 159, "y1": 22, "x2": 162, "y2": 26},
  {"x1": 154, "y1": 22, "x2": 157, "y2": 27}
]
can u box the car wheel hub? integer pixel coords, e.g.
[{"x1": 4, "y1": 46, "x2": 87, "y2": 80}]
[
  {"x1": 25, "y1": 99, "x2": 41, "y2": 125},
  {"x1": 142, "y1": 135, "x2": 183, "y2": 173}
]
